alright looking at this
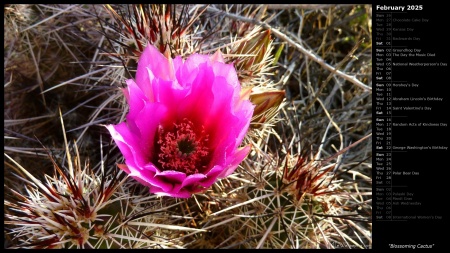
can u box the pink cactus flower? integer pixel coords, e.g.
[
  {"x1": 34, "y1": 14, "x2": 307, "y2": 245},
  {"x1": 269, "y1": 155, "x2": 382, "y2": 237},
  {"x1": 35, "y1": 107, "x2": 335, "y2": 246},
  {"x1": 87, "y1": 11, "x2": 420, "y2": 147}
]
[{"x1": 107, "y1": 45, "x2": 254, "y2": 198}]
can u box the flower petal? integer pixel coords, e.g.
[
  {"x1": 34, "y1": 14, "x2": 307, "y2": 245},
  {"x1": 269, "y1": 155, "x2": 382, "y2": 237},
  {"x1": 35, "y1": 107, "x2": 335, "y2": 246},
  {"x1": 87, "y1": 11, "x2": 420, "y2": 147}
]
[
  {"x1": 149, "y1": 185, "x2": 191, "y2": 198},
  {"x1": 123, "y1": 79, "x2": 148, "y2": 120},
  {"x1": 177, "y1": 61, "x2": 215, "y2": 126},
  {"x1": 127, "y1": 164, "x2": 176, "y2": 193},
  {"x1": 117, "y1": 164, "x2": 130, "y2": 174},
  {"x1": 137, "y1": 44, "x2": 175, "y2": 82},
  {"x1": 219, "y1": 144, "x2": 252, "y2": 178},
  {"x1": 181, "y1": 173, "x2": 207, "y2": 188},
  {"x1": 154, "y1": 170, "x2": 187, "y2": 193},
  {"x1": 199, "y1": 165, "x2": 223, "y2": 187},
  {"x1": 210, "y1": 49, "x2": 225, "y2": 63},
  {"x1": 133, "y1": 102, "x2": 168, "y2": 156},
  {"x1": 108, "y1": 44, "x2": 255, "y2": 198},
  {"x1": 151, "y1": 78, "x2": 188, "y2": 126},
  {"x1": 211, "y1": 62, "x2": 240, "y2": 94},
  {"x1": 106, "y1": 122, "x2": 147, "y2": 169}
]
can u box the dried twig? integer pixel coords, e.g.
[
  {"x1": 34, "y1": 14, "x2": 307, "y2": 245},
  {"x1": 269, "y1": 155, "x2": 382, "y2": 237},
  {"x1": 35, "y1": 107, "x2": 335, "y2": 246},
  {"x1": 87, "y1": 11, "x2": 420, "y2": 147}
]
[{"x1": 205, "y1": 5, "x2": 372, "y2": 92}]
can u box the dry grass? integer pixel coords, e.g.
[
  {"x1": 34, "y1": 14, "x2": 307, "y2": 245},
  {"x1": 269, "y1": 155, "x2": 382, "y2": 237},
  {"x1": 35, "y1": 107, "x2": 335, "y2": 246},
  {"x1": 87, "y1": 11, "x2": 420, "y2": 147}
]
[{"x1": 4, "y1": 4, "x2": 372, "y2": 249}]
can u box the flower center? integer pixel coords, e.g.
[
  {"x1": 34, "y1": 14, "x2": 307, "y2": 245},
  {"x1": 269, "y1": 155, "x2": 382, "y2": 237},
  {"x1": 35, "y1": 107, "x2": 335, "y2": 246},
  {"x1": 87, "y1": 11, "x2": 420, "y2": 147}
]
[{"x1": 155, "y1": 118, "x2": 210, "y2": 175}]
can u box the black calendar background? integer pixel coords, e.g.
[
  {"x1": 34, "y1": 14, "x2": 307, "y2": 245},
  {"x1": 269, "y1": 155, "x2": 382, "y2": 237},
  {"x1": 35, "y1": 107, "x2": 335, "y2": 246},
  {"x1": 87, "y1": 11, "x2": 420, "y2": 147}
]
[{"x1": 372, "y1": 0, "x2": 448, "y2": 250}]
